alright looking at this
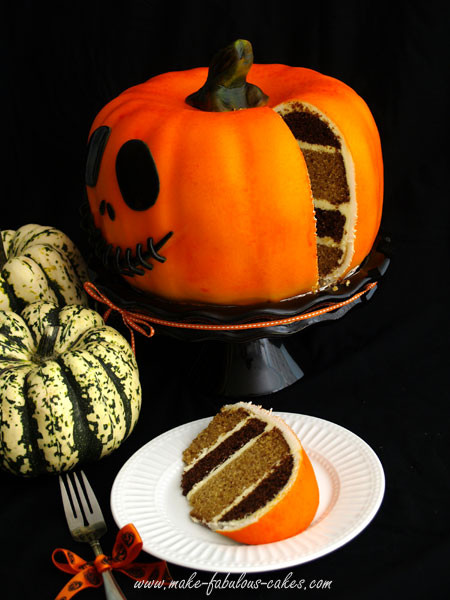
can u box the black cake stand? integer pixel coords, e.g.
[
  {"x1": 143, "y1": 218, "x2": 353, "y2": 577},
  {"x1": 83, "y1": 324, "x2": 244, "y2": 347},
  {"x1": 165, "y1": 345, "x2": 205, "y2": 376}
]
[{"x1": 85, "y1": 235, "x2": 390, "y2": 397}]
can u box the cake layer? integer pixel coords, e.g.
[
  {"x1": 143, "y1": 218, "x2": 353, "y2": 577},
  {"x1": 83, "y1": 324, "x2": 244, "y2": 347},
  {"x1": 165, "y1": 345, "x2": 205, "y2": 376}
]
[
  {"x1": 181, "y1": 417, "x2": 267, "y2": 495},
  {"x1": 301, "y1": 148, "x2": 350, "y2": 205},
  {"x1": 315, "y1": 208, "x2": 346, "y2": 242},
  {"x1": 188, "y1": 428, "x2": 290, "y2": 523},
  {"x1": 182, "y1": 407, "x2": 249, "y2": 466},
  {"x1": 220, "y1": 454, "x2": 293, "y2": 522},
  {"x1": 317, "y1": 244, "x2": 344, "y2": 277},
  {"x1": 281, "y1": 106, "x2": 341, "y2": 148}
]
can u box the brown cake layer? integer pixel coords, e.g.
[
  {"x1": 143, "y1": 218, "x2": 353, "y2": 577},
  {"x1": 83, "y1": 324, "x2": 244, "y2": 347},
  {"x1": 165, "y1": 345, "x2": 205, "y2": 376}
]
[
  {"x1": 317, "y1": 244, "x2": 344, "y2": 277},
  {"x1": 315, "y1": 208, "x2": 346, "y2": 242},
  {"x1": 181, "y1": 418, "x2": 267, "y2": 495},
  {"x1": 220, "y1": 454, "x2": 293, "y2": 522},
  {"x1": 282, "y1": 107, "x2": 341, "y2": 148},
  {"x1": 182, "y1": 407, "x2": 249, "y2": 466},
  {"x1": 301, "y1": 149, "x2": 350, "y2": 205},
  {"x1": 189, "y1": 428, "x2": 290, "y2": 522}
]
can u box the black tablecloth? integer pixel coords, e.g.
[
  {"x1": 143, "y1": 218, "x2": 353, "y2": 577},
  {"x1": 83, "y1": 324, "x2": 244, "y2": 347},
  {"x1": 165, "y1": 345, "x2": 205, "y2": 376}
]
[{"x1": 2, "y1": 2, "x2": 449, "y2": 598}]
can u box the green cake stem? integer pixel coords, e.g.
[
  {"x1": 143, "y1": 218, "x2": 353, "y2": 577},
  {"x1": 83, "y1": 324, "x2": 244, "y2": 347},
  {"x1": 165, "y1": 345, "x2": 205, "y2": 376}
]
[{"x1": 185, "y1": 39, "x2": 269, "y2": 112}]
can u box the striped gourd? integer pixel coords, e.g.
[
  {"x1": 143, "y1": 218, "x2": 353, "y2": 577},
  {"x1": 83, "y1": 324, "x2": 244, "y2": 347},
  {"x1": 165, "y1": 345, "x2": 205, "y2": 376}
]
[
  {"x1": 0, "y1": 301, "x2": 141, "y2": 476},
  {"x1": 0, "y1": 224, "x2": 89, "y2": 312}
]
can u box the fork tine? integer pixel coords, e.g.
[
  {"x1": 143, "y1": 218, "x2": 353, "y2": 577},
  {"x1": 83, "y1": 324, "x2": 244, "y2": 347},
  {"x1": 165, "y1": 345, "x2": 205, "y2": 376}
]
[
  {"x1": 81, "y1": 470, "x2": 106, "y2": 522},
  {"x1": 72, "y1": 472, "x2": 91, "y2": 520},
  {"x1": 59, "y1": 474, "x2": 82, "y2": 528},
  {"x1": 75, "y1": 470, "x2": 106, "y2": 524},
  {"x1": 66, "y1": 473, "x2": 83, "y2": 522}
]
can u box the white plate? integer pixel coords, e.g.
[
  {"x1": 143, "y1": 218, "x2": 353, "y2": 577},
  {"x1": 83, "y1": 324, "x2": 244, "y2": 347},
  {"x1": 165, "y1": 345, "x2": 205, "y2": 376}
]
[{"x1": 111, "y1": 412, "x2": 385, "y2": 573}]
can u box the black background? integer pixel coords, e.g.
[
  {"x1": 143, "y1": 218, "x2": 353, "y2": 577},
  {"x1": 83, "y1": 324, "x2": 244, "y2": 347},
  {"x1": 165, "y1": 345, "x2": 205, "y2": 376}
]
[{"x1": 1, "y1": 1, "x2": 449, "y2": 598}]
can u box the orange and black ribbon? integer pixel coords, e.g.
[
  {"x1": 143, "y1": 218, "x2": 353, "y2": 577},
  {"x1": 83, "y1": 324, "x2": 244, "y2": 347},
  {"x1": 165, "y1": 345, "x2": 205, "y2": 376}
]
[{"x1": 52, "y1": 523, "x2": 171, "y2": 599}]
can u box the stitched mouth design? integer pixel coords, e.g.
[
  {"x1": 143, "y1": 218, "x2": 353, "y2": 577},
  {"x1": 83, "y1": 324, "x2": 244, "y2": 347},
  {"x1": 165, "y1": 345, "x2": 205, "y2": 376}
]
[
  {"x1": 81, "y1": 200, "x2": 173, "y2": 278},
  {"x1": 103, "y1": 231, "x2": 174, "y2": 277}
]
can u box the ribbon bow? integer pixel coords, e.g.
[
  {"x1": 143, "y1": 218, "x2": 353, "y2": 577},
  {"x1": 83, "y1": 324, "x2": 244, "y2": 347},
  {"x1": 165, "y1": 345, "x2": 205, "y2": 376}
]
[
  {"x1": 52, "y1": 523, "x2": 171, "y2": 599},
  {"x1": 84, "y1": 282, "x2": 155, "y2": 354}
]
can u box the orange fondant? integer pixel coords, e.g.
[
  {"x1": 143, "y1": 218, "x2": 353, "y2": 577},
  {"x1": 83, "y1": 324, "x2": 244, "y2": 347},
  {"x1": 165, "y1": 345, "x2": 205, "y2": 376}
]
[{"x1": 86, "y1": 62, "x2": 382, "y2": 305}]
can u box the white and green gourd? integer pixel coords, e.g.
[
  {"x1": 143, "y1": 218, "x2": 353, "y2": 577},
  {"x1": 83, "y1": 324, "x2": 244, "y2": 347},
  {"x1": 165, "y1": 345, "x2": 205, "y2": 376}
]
[
  {"x1": 0, "y1": 301, "x2": 142, "y2": 476},
  {"x1": 0, "y1": 224, "x2": 89, "y2": 311}
]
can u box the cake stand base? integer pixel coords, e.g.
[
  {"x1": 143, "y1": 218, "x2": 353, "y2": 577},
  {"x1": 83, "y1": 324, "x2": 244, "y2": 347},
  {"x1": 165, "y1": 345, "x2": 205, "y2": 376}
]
[{"x1": 195, "y1": 338, "x2": 304, "y2": 397}]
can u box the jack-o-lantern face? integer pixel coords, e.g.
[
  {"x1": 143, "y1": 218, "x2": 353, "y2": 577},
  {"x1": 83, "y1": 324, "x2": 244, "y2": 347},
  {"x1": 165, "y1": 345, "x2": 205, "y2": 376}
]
[
  {"x1": 85, "y1": 40, "x2": 383, "y2": 306},
  {"x1": 86, "y1": 125, "x2": 174, "y2": 274}
]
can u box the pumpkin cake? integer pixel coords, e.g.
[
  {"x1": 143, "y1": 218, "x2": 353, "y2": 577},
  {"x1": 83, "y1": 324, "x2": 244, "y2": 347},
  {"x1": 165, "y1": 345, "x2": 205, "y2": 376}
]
[
  {"x1": 181, "y1": 402, "x2": 319, "y2": 544},
  {"x1": 85, "y1": 39, "x2": 383, "y2": 306}
]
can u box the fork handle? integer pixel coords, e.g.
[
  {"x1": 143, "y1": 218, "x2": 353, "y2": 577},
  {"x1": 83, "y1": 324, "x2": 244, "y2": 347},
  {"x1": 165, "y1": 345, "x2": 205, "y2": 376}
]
[
  {"x1": 91, "y1": 541, "x2": 127, "y2": 599},
  {"x1": 101, "y1": 570, "x2": 127, "y2": 600}
]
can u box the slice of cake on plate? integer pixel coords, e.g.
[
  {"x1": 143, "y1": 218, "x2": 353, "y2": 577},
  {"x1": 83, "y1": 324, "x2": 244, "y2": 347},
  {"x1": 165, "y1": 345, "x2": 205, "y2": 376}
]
[{"x1": 181, "y1": 402, "x2": 319, "y2": 544}]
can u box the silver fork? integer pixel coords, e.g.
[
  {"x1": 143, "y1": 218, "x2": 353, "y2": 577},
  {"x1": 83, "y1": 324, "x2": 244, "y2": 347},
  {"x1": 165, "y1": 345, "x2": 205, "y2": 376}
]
[{"x1": 59, "y1": 470, "x2": 127, "y2": 600}]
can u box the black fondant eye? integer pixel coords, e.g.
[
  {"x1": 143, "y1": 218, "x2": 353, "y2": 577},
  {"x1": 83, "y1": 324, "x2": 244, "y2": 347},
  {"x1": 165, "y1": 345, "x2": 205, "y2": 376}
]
[
  {"x1": 99, "y1": 199, "x2": 106, "y2": 215},
  {"x1": 115, "y1": 140, "x2": 160, "y2": 211},
  {"x1": 86, "y1": 126, "x2": 111, "y2": 187}
]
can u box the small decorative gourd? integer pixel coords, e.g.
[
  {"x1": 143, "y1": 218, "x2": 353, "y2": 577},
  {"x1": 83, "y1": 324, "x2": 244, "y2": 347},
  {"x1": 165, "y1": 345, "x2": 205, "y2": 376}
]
[
  {"x1": 0, "y1": 224, "x2": 89, "y2": 311},
  {"x1": 0, "y1": 301, "x2": 141, "y2": 476}
]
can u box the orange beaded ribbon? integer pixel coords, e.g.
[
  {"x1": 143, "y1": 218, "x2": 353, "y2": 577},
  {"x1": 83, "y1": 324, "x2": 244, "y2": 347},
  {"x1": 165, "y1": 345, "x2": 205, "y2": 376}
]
[
  {"x1": 52, "y1": 523, "x2": 171, "y2": 599},
  {"x1": 84, "y1": 281, "x2": 378, "y2": 353}
]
